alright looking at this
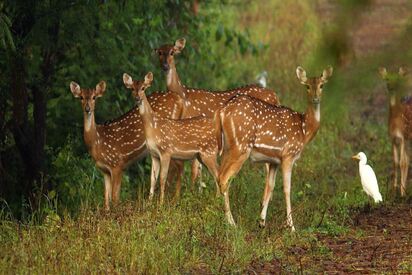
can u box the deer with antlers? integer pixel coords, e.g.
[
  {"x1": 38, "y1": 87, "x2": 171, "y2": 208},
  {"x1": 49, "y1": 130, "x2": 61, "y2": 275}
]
[
  {"x1": 130, "y1": 72, "x2": 221, "y2": 204},
  {"x1": 216, "y1": 66, "x2": 333, "y2": 230},
  {"x1": 70, "y1": 77, "x2": 186, "y2": 210},
  {"x1": 379, "y1": 66, "x2": 412, "y2": 197},
  {"x1": 155, "y1": 38, "x2": 280, "y2": 191}
]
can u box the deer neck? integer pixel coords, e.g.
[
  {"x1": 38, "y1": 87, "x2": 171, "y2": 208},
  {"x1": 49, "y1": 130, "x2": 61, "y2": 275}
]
[
  {"x1": 389, "y1": 94, "x2": 403, "y2": 111},
  {"x1": 388, "y1": 94, "x2": 404, "y2": 132},
  {"x1": 138, "y1": 94, "x2": 157, "y2": 138},
  {"x1": 83, "y1": 112, "x2": 97, "y2": 150},
  {"x1": 303, "y1": 101, "x2": 321, "y2": 144},
  {"x1": 166, "y1": 62, "x2": 186, "y2": 100}
]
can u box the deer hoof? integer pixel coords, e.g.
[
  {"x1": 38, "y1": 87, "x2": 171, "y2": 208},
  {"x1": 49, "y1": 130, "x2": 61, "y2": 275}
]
[{"x1": 258, "y1": 219, "x2": 266, "y2": 228}]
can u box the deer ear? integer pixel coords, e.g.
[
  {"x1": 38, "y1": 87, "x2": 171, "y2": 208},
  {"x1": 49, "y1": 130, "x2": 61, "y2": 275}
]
[
  {"x1": 173, "y1": 38, "x2": 186, "y2": 54},
  {"x1": 123, "y1": 73, "x2": 134, "y2": 88},
  {"x1": 399, "y1": 66, "x2": 408, "y2": 76},
  {"x1": 378, "y1": 67, "x2": 388, "y2": 79},
  {"x1": 144, "y1": 72, "x2": 153, "y2": 86},
  {"x1": 70, "y1": 81, "x2": 81, "y2": 98},
  {"x1": 321, "y1": 66, "x2": 333, "y2": 82},
  {"x1": 95, "y1": 81, "x2": 106, "y2": 97},
  {"x1": 296, "y1": 66, "x2": 307, "y2": 84}
]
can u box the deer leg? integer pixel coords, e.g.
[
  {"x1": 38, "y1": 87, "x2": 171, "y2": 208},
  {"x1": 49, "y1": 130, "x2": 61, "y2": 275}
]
[
  {"x1": 218, "y1": 150, "x2": 250, "y2": 194},
  {"x1": 149, "y1": 157, "x2": 160, "y2": 201},
  {"x1": 191, "y1": 159, "x2": 205, "y2": 190},
  {"x1": 400, "y1": 140, "x2": 409, "y2": 197},
  {"x1": 198, "y1": 164, "x2": 205, "y2": 190},
  {"x1": 404, "y1": 151, "x2": 410, "y2": 197},
  {"x1": 259, "y1": 163, "x2": 278, "y2": 228},
  {"x1": 103, "y1": 172, "x2": 112, "y2": 211},
  {"x1": 392, "y1": 142, "x2": 399, "y2": 191},
  {"x1": 218, "y1": 151, "x2": 249, "y2": 226},
  {"x1": 223, "y1": 185, "x2": 236, "y2": 226},
  {"x1": 282, "y1": 159, "x2": 296, "y2": 232},
  {"x1": 199, "y1": 154, "x2": 220, "y2": 197},
  {"x1": 111, "y1": 169, "x2": 123, "y2": 206},
  {"x1": 172, "y1": 160, "x2": 184, "y2": 201},
  {"x1": 166, "y1": 161, "x2": 176, "y2": 189},
  {"x1": 159, "y1": 155, "x2": 171, "y2": 205}
]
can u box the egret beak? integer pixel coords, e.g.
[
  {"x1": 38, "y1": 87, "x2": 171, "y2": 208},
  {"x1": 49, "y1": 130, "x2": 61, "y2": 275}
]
[{"x1": 352, "y1": 155, "x2": 360, "y2": 160}]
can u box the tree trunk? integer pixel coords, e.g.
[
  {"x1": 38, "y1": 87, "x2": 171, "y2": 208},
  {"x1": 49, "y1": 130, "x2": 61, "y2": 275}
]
[{"x1": 9, "y1": 52, "x2": 37, "y2": 200}]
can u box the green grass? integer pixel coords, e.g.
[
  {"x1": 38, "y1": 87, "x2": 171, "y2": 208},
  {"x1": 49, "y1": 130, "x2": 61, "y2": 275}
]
[
  {"x1": 1, "y1": 52, "x2": 410, "y2": 273},
  {"x1": 2, "y1": 64, "x2": 410, "y2": 275}
]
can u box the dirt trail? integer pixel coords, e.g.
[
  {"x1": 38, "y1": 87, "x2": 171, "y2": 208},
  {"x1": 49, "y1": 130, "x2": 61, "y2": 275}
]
[
  {"x1": 247, "y1": 204, "x2": 412, "y2": 273},
  {"x1": 317, "y1": 204, "x2": 412, "y2": 273}
]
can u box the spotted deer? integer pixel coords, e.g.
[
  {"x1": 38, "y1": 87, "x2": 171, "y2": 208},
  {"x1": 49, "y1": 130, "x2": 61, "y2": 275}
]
[
  {"x1": 133, "y1": 72, "x2": 221, "y2": 204},
  {"x1": 70, "y1": 77, "x2": 185, "y2": 210},
  {"x1": 155, "y1": 38, "x2": 280, "y2": 190},
  {"x1": 216, "y1": 66, "x2": 333, "y2": 230},
  {"x1": 379, "y1": 66, "x2": 412, "y2": 197},
  {"x1": 155, "y1": 38, "x2": 280, "y2": 118}
]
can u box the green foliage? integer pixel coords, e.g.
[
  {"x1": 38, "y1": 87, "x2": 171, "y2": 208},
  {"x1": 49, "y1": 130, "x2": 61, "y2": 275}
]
[
  {"x1": 0, "y1": 11, "x2": 14, "y2": 51},
  {"x1": 50, "y1": 137, "x2": 102, "y2": 215},
  {"x1": 0, "y1": 0, "x2": 263, "y2": 216}
]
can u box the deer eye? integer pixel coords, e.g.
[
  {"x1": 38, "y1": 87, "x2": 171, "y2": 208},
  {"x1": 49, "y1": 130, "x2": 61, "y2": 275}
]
[
  {"x1": 92, "y1": 96, "x2": 96, "y2": 100},
  {"x1": 170, "y1": 51, "x2": 174, "y2": 56},
  {"x1": 80, "y1": 96, "x2": 84, "y2": 100},
  {"x1": 319, "y1": 84, "x2": 324, "y2": 89}
]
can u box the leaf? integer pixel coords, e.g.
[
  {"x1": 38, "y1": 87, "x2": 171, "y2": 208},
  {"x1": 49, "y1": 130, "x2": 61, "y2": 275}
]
[
  {"x1": 123, "y1": 22, "x2": 131, "y2": 32},
  {"x1": 215, "y1": 24, "x2": 224, "y2": 41},
  {"x1": 48, "y1": 190, "x2": 56, "y2": 199}
]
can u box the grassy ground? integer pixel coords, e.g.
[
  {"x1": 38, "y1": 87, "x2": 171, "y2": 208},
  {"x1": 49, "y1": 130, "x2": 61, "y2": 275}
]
[
  {"x1": 1, "y1": 1, "x2": 412, "y2": 273},
  {"x1": 1, "y1": 60, "x2": 411, "y2": 273}
]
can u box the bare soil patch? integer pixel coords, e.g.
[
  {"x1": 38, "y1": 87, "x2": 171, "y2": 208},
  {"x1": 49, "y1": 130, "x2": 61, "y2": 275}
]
[
  {"x1": 318, "y1": 204, "x2": 412, "y2": 273},
  {"x1": 247, "y1": 204, "x2": 412, "y2": 273}
]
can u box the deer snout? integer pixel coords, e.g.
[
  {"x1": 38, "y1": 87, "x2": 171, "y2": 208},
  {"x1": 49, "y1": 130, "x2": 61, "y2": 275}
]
[
  {"x1": 135, "y1": 96, "x2": 142, "y2": 105},
  {"x1": 161, "y1": 62, "x2": 170, "y2": 72},
  {"x1": 85, "y1": 103, "x2": 91, "y2": 114},
  {"x1": 312, "y1": 97, "x2": 320, "y2": 104}
]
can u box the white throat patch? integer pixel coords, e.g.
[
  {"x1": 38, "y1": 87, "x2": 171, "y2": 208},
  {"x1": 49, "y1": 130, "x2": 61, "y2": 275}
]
[
  {"x1": 85, "y1": 114, "x2": 93, "y2": 132},
  {"x1": 314, "y1": 104, "x2": 320, "y2": 122}
]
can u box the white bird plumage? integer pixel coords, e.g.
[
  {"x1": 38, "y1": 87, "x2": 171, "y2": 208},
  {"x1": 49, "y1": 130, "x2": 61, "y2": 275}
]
[
  {"x1": 352, "y1": 152, "x2": 383, "y2": 203},
  {"x1": 256, "y1": 71, "x2": 268, "y2": 88}
]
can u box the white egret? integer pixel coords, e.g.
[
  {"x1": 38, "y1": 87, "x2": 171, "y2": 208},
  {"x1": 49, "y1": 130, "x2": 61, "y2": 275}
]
[
  {"x1": 352, "y1": 152, "x2": 383, "y2": 203},
  {"x1": 256, "y1": 71, "x2": 268, "y2": 88}
]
